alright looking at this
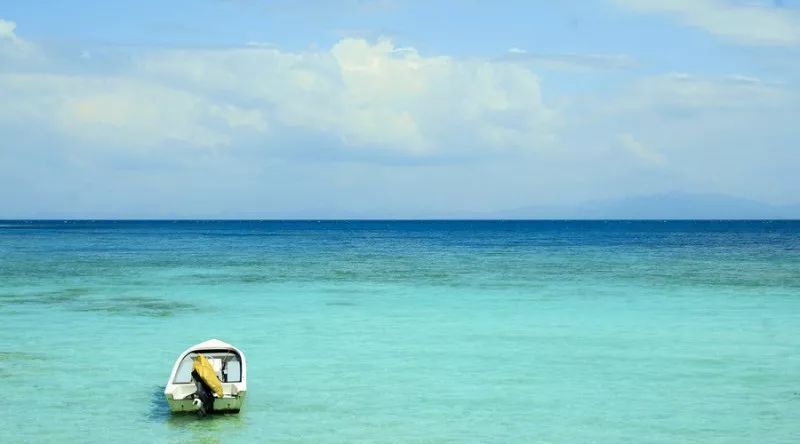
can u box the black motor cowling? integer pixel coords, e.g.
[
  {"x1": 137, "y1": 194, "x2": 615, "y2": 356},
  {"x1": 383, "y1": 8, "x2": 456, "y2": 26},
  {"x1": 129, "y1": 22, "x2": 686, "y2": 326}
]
[{"x1": 191, "y1": 370, "x2": 215, "y2": 416}]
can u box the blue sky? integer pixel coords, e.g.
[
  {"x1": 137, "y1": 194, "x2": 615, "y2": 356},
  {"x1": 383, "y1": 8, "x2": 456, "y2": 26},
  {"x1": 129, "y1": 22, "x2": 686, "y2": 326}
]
[{"x1": 1, "y1": 0, "x2": 799, "y2": 217}]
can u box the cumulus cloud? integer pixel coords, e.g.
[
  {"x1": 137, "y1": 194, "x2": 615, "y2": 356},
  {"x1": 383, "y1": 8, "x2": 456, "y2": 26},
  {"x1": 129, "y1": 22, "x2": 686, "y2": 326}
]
[
  {"x1": 611, "y1": 0, "x2": 800, "y2": 45},
  {"x1": 135, "y1": 38, "x2": 558, "y2": 156},
  {"x1": 0, "y1": 34, "x2": 558, "y2": 160},
  {"x1": 0, "y1": 18, "x2": 37, "y2": 59}
]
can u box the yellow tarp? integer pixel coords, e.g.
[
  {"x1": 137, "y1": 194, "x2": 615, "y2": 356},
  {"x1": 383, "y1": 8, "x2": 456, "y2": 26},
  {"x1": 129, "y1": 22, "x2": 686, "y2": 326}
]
[{"x1": 193, "y1": 354, "x2": 224, "y2": 398}]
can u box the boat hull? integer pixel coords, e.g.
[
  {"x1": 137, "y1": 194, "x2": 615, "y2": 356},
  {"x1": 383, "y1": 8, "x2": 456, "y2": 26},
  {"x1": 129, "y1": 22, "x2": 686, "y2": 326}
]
[{"x1": 166, "y1": 392, "x2": 246, "y2": 413}]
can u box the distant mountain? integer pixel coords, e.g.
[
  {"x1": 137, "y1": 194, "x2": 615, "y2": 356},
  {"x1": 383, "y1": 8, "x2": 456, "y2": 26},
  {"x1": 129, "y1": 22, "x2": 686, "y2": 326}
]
[{"x1": 490, "y1": 193, "x2": 800, "y2": 220}]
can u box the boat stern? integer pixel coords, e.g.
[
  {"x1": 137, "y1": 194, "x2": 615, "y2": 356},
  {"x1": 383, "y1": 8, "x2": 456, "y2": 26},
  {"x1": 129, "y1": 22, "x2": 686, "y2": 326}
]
[{"x1": 165, "y1": 384, "x2": 246, "y2": 413}]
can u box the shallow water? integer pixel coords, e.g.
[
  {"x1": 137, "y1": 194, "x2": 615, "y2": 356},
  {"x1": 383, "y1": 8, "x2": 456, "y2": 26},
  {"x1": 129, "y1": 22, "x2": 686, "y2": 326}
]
[{"x1": 1, "y1": 220, "x2": 799, "y2": 443}]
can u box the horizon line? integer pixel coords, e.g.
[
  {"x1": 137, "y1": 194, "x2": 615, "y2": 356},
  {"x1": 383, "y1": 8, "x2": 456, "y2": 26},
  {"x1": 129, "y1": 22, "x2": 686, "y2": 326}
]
[{"x1": 2, "y1": 218, "x2": 800, "y2": 222}]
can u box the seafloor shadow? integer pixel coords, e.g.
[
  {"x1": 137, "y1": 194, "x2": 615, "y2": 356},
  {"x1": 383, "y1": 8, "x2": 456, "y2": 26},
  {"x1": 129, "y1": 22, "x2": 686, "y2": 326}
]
[
  {"x1": 324, "y1": 300, "x2": 358, "y2": 307},
  {"x1": 0, "y1": 351, "x2": 46, "y2": 377},
  {"x1": 0, "y1": 288, "x2": 197, "y2": 318},
  {"x1": 147, "y1": 385, "x2": 173, "y2": 422}
]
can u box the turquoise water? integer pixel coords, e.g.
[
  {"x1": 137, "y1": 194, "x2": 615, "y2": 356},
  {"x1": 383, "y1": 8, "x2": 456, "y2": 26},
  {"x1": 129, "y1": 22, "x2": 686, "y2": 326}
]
[{"x1": 1, "y1": 220, "x2": 799, "y2": 443}]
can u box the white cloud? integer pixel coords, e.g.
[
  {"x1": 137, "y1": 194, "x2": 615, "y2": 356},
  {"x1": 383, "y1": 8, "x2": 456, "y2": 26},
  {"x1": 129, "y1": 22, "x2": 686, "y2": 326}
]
[
  {"x1": 611, "y1": 0, "x2": 800, "y2": 45},
  {"x1": 0, "y1": 73, "x2": 268, "y2": 149},
  {"x1": 0, "y1": 18, "x2": 37, "y2": 59},
  {"x1": 618, "y1": 133, "x2": 667, "y2": 166},
  {"x1": 135, "y1": 38, "x2": 558, "y2": 156},
  {"x1": 0, "y1": 18, "x2": 19, "y2": 41},
  {"x1": 574, "y1": 71, "x2": 799, "y2": 203},
  {"x1": 503, "y1": 50, "x2": 637, "y2": 71},
  {"x1": 614, "y1": 73, "x2": 791, "y2": 113}
]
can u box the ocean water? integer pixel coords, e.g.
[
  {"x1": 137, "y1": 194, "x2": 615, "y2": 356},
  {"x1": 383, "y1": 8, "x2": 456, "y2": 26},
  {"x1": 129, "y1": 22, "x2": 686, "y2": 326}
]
[{"x1": 1, "y1": 220, "x2": 799, "y2": 443}]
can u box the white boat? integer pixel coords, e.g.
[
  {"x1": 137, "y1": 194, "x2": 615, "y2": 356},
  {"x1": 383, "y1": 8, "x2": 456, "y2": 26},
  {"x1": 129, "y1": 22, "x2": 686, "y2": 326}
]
[{"x1": 164, "y1": 338, "x2": 247, "y2": 414}]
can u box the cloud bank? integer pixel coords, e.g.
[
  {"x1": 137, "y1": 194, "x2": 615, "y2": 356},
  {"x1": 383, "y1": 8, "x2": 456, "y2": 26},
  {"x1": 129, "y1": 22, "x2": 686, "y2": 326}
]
[
  {"x1": 1, "y1": 33, "x2": 558, "y2": 161},
  {"x1": 0, "y1": 13, "x2": 798, "y2": 217}
]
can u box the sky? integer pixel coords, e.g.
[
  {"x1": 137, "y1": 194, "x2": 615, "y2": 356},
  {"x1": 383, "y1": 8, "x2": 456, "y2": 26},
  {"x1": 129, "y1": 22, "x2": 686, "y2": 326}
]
[{"x1": 1, "y1": 0, "x2": 799, "y2": 218}]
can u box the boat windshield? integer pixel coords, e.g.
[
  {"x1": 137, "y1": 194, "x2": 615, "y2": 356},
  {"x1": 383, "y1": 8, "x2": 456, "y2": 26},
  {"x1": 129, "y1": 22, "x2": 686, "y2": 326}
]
[{"x1": 173, "y1": 350, "x2": 242, "y2": 383}]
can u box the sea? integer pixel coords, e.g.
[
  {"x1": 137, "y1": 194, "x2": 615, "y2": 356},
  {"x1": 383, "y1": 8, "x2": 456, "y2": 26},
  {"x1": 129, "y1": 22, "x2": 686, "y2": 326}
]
[{"x1": 1, "y1": 220, "x2": 798, "y2": 443}]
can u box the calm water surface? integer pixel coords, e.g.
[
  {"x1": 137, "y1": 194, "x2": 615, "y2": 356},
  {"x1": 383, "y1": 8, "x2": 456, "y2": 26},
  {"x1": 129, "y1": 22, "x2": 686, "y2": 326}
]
[{"x1": 1, "y1": 220, "x2": 798, "y2": 443}]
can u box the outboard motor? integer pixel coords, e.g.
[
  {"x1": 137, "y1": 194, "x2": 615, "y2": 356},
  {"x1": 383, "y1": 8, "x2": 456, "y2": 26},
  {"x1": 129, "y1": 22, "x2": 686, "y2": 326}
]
[{"x1": 191, "y1": 370, "x2": 215, "y2": 416}]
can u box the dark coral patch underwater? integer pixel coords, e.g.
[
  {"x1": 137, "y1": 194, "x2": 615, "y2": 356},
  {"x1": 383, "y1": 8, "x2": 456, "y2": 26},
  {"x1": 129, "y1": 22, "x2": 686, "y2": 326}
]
[{"x1": 0, "y1": 288, "x2": 196, "y2": 317}]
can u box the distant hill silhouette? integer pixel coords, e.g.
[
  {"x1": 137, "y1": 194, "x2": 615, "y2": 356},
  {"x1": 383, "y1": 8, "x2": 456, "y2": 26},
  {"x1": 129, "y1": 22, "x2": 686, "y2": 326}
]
[{"x1": 490, "y1": 193, "x2": 800, "y2": 220}]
